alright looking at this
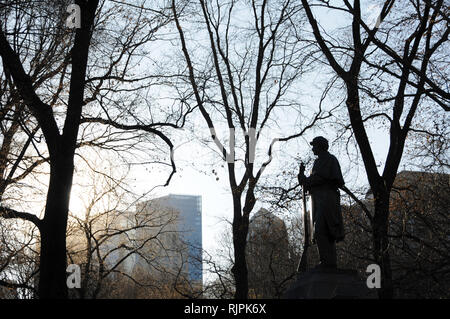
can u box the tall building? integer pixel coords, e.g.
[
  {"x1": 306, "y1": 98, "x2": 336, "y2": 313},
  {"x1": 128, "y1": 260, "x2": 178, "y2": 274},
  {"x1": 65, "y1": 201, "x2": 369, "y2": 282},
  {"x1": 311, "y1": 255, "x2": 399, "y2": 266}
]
[
  {"x1": 136, "y1": 194, "x2": 203, "y2": 286},
  {"x1": 246, "y1": 208, "x2": 295, "y2": 298}
]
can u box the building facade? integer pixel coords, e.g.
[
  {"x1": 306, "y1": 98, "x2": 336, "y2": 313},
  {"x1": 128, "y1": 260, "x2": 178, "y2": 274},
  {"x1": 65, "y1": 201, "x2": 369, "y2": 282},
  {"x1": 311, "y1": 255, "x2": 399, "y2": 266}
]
[
  {"x1": 136, "y1": 194, "x2": 203, "y2": 286},
  {"x1": 340, "y1": 170, "x2": 449, "y2": 298},
  {"x1": 246, "y1": 208, "x2": 295, "y2": 298}
]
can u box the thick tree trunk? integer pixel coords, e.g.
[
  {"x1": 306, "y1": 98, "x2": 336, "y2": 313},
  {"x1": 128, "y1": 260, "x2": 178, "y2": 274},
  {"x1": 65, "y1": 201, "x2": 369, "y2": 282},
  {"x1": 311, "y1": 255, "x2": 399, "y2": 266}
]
[
  {"x1": 0, "y1": 0, "x2": 98, "y2": 299},
  {"x1": 345, "y1": 86, "x2": 395, "y2": 299},
  {"x1": 372, "y1": 190, "x2": 394, "y2": 299},
  {"x1": 38, "y1": 156, "x2": 74, "y2": 299},
  {"x1": 36, "y1": 1, "x2": 98, "y2": 298},
  {"x1": 231, "y1": 195, "x2": 249, "y2": 299}
]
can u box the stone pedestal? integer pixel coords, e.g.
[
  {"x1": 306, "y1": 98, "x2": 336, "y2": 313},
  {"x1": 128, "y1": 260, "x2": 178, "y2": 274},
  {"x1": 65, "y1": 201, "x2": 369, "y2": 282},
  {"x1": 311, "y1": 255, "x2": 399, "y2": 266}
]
[{"x1": 283, "y1": 268, "x2": 377, "y2": 299}]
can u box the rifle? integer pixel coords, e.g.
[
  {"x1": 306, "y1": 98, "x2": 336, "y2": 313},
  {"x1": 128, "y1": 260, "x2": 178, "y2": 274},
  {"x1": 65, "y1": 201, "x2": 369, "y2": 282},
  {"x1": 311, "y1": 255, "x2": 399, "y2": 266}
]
[{"x1": 297, "y1": 163, "x2": 310, "y2": 273}]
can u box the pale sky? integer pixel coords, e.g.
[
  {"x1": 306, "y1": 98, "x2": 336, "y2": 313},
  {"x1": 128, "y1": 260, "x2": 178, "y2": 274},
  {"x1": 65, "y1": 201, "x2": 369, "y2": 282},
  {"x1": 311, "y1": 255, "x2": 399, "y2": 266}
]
[
  {"x1": 124, "y1": 1, "x2": 390, "y2": 257},
  {"x1": 14, "y1": 0, "x2": 404, "y2": 280}
]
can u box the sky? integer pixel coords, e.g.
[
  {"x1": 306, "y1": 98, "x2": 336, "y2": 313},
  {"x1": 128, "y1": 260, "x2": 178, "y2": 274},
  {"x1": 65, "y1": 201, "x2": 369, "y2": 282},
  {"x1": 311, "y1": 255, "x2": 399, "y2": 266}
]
[
  {"x1": 119, "y1": 1, "x2": 389, "y2": 257},
  {"x1": 67, "y1": 0, "x2": 392, "y2": 264},
  {"x1": 15, "y1": 0, "x2": 404, "y2": 280}
]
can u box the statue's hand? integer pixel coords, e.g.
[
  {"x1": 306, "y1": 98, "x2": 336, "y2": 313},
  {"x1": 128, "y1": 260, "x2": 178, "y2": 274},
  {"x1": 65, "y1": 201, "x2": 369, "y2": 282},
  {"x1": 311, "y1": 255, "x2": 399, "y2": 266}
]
[
  {"x1": 299, "y1": 162, "x2": 305, "y2": 175},
  {"x1": 298, "y1": 162, "x2": 306, "y2": 185}
]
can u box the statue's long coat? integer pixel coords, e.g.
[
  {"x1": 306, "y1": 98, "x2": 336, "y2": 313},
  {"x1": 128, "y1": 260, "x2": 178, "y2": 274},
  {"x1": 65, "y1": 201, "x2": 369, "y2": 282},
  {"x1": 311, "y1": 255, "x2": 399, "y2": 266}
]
[{"x1": 304, "y1": 152, "x2": 345, "y2": 242}]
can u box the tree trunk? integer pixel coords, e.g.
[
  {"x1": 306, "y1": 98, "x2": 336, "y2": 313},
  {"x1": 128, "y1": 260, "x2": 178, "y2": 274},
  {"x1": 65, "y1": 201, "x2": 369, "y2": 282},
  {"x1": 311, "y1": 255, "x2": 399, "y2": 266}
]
[
  {"x1": 38, "y1": 155, "x2": 74, "y2": 299},
  {"x1": 231, "y1": 194, "x2": 249, "y2": 299},
  {"x1": 372, "y1": 190, "x2": 394, "y2": 299},
  {"x1": 345, "y1": 85, "x2": 395, "y2": 299}
]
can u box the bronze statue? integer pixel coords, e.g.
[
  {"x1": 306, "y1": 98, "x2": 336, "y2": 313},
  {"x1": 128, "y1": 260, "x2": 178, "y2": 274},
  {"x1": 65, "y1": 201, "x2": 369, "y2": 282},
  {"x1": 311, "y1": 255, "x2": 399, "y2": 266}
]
[{"x1": 298, "y1": 136, "x2": 345, "y2": 269}]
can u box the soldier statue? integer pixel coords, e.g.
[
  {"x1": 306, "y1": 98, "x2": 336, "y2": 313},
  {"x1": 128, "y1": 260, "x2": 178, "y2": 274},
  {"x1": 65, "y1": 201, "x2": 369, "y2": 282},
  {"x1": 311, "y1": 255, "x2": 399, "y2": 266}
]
[{"x1": 298, "y1": 136, "x2": 345, "y2": 269}]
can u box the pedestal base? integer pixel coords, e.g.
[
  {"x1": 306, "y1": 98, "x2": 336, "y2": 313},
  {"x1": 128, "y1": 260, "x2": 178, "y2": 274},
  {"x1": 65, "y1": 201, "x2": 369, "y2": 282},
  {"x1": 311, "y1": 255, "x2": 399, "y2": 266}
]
[{"x1": 283, "y1": 268, "x2": 377, "y2": 299}]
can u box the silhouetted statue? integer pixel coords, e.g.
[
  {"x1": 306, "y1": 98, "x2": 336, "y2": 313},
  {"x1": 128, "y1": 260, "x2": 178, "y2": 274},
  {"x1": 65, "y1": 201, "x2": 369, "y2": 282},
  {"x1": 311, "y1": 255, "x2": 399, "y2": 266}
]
[{"x1": 298, "y1": 136, "x2": 345, "y2": 268}]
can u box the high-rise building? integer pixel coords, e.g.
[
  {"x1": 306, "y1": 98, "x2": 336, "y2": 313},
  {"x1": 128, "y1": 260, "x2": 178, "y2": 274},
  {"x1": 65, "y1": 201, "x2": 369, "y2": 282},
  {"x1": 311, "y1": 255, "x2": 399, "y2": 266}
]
[
  {"x1": 136, "y1": 194, "x2": 203, "y2": 286},
  {"x1": 246, "y1": 208, "x2": 295, "y2": 298}
]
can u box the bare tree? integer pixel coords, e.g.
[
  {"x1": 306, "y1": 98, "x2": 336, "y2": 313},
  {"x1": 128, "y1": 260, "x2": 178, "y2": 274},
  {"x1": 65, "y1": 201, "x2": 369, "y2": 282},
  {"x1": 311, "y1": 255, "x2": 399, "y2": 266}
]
[
  {"x1": 203, "y1": 209, "x2": 299, "y2": 299},
  {"x1": 0, "y1": 1, "x2": 69, "y2": 292},
  {"x1": 300, "y1": 0, "x2": 449, "y2": 298},
  {"x1": 0, "y1": 0, "x2": 187, "y2": 298},
  {"x1": 201, "y1": 220, "x2": 237, "y2": 299},
  {"x1": 0, "y1": 218, "x2": 39, "y2": 298},
  {"x1": 65, "y1": 157, "x2": 189, "y2": 299},
  {"x1": 171, "y1": 0, "x2": 330, "y2": 298}
]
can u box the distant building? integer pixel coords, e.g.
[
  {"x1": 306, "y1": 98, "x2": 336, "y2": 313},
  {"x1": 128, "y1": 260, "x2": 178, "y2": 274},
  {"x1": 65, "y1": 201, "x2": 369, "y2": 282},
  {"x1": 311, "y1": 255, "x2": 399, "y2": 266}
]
[
  {"x1": 136, "y1": 194, "x2": 203, "y2": 287},
  {"x1": 340, "y1": 170, "x2": 449, "y2": 298},
  {"x1": 64, "y1": 194, "x2": 203, "y2": 298},
  {"x1": 246, "y1": 208, "x2": 295, "y2": 298}
]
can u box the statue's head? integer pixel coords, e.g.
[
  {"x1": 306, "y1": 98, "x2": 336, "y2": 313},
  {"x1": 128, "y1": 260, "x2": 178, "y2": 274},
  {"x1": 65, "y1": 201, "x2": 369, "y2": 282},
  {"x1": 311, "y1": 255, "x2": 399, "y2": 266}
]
[{"x1": 310, "y1": 136, "x2": 329, "y2": 155}]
